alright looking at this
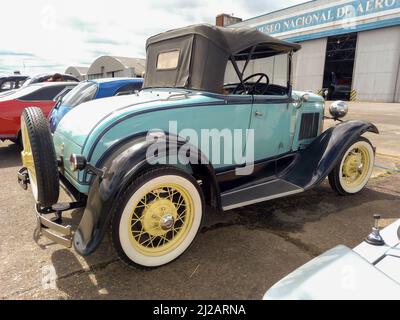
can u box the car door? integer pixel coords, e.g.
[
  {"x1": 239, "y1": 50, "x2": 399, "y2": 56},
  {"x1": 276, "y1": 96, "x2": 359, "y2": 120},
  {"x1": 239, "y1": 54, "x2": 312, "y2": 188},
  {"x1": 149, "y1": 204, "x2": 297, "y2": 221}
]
[{"x1": 249, "y1": 94, "x2": 292, "y2": 161}]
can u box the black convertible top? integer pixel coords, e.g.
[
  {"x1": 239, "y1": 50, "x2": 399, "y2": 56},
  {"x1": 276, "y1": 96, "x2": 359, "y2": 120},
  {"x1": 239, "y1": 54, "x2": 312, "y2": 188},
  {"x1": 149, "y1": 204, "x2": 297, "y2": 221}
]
[{"x1": 144, "y1": 24, "x2": 301, "y2": 93}]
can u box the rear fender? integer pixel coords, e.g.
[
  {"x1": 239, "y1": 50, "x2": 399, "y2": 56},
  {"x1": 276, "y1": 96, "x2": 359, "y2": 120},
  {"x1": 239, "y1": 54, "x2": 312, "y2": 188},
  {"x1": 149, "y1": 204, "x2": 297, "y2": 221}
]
[{"x1": 73, "y1": 133, "x2": 219, "y2": 256}]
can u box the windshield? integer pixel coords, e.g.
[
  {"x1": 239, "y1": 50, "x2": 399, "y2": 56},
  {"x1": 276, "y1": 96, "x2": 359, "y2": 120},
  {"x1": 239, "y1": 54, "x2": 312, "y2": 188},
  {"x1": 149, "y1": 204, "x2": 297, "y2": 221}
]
[
  {"x1": 21, "y1": 77, "x2": 34, "y2": 88},
  {"x1": 61, "y1": 81, "x2": 97, "y2": 108}
]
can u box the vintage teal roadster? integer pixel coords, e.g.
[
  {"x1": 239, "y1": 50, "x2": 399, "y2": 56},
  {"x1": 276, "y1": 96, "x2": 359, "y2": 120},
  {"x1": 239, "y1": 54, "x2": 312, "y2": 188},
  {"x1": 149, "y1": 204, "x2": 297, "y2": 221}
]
[{"x1": 18, "y1": 24, "x2": 378, "y2": 267}]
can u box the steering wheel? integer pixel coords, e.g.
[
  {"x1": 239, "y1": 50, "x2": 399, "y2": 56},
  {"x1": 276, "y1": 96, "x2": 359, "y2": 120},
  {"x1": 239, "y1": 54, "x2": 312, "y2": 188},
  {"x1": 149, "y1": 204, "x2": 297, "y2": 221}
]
[{"x1": 233, "y1": 73, "x2": 270, "y2": 95}]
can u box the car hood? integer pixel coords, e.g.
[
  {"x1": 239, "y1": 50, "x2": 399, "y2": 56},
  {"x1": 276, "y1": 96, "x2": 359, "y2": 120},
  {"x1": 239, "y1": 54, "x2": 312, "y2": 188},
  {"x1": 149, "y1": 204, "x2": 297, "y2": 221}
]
[{"x1": 292, "y1": 90, "x2": 324, "y2": 102}]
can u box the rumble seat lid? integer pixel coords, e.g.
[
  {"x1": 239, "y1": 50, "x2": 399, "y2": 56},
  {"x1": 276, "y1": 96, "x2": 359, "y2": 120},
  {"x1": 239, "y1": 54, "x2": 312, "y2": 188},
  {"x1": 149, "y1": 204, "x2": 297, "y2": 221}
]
[{"x1": 55, "y1": 92, "x2": 163, "y2": 146}]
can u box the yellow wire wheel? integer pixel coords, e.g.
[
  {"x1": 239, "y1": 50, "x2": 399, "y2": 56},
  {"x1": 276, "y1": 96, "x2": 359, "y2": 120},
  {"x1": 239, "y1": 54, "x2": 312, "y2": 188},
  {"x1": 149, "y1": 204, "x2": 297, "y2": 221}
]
[
  {"x1": 129, "y1": 183, "x2": 194, "y2": 256},
  {"x1": 20, "y1": 107, "x2": 59, "y2": 207},
  {"x1": 21, "y1": 118, "x2": 38, "y2": 201},
  {"x1": 114, "y1": 167, "x2": 204, "y2": 267},
  {"x1": 329, "y1": 137, "x2": 374, "y2": 195}
]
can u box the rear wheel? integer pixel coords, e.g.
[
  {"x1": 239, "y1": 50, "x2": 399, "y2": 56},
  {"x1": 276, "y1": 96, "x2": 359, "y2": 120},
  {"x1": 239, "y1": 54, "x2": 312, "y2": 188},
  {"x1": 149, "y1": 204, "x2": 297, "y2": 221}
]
[
  {"x1": 21, "y1": 107, "x2": 59, "y2": 207},
  {"x1": 328, "y1": 137, "x2": 374, "y2": 195},
  {"x1": 111, "y1": 166, "x2": 204, "y2": 268}
]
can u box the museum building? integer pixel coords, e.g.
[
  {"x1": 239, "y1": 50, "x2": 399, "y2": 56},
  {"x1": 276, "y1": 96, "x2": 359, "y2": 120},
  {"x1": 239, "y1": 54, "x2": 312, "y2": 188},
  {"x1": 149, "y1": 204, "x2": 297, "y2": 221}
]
[{"x1": 219, "y1": 0, "x2": 400, "y2": 102}]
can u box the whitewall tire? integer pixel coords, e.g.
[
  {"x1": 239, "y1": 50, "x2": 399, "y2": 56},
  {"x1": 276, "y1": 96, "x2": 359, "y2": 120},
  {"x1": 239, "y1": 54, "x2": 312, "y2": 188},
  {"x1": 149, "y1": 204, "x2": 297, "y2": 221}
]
[
  {"x1": 111, "y1": 166, "x2": 204, "y2": 268},
  {"x1": 329, "y1": 137, "x2": 375, "y2": 195}
]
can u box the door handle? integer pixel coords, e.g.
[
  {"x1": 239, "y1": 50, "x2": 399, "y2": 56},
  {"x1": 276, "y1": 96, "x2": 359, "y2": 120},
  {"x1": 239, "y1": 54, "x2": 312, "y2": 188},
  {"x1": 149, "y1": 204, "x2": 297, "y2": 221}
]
[{"x1": 255, "y1": 111, "x2": 263, "y2": 117}]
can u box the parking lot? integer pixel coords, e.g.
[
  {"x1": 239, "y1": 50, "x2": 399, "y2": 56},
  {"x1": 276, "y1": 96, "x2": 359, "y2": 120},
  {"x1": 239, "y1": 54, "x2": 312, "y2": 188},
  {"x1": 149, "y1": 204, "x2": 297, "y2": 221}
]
[{"x1": 0, "y1": 101, "x2": 399, "y2": 300}]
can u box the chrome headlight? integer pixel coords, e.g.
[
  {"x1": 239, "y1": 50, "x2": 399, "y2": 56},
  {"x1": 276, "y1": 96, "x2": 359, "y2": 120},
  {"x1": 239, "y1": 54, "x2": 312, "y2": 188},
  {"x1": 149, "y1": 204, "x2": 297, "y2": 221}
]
[{"x1": 329, "y1": 100, "x2": 348, "y2": 119}]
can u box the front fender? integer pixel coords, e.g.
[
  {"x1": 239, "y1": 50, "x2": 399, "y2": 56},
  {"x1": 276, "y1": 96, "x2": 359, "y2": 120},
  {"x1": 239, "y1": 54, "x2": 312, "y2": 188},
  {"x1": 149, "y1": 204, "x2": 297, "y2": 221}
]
[
  {"x1": 284, "y1": 120, "x2": 378, "y2": 190},
  {"x1": 73, "y1": 133, "x2": 218, "y2": 256}
]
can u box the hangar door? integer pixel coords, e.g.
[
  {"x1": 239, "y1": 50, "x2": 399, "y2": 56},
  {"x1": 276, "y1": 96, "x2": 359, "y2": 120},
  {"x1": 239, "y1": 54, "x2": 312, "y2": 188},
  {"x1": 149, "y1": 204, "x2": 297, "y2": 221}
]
[{"x1": 323, "y1": 33, "x2": 357, "y2": 101}]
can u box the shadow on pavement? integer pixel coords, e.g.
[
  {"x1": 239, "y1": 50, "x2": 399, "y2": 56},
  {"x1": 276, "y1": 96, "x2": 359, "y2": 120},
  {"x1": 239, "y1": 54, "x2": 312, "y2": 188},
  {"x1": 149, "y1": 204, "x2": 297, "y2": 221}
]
[
  {"x1": 0, "y1": 142, "x2": 21, "y2": 169},
  {"x1": 209, "y1": 182, "x2": 400, "y2": 234},
  {"x1": 48, "y1": 180, "x2": 400, "y2": 299}
]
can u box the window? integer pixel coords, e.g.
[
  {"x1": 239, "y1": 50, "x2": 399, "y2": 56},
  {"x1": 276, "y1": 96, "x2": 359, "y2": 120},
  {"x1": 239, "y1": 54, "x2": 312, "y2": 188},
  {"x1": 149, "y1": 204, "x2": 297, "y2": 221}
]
[
  {"x1": 15, "y1": 80, "x2": 25, "y2": 89},
  {"x1": 0, "y1": 86, "x2": 38, "y2": 102},
  {"x1": 20, "y1": 85, "x2": 69, "y2": 101},
  {"x1": 88, "y1": 73, "x2": 102, "y2": 80},
  {"x1": 114, "y1": 83, "x2": 143, "y2": 96},
  {"x1": 54, "y1": 87, "x2": 74, "y2": 102},
  {"x1": 60, "y1": 82, "x2": 97, "y2": 108},
  {"x1": 157, "y1": 50, "x2": 180, "y2": 70},
  {"x1": 0, "y1": 81, "x2": 12, "y2": 90}
]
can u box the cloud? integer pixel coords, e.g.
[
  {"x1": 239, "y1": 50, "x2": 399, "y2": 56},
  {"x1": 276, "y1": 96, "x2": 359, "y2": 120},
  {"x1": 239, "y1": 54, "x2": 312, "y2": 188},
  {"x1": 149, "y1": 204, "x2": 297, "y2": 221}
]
[
  {"x1": 26, "y1": 63, "x2": 65, "y2": 68},
  {"x1": 0, "y1": 0, "x2": 307, "y2": 75},
  {"x1": 86, "y1": 37, "x2": 125, "y2": 46},
  {"x1": 67, "y1": 17, "x2": 97, "y2": 33},
  {"x1": 89, "y1": 50, "x2": 111, "y2": 58},
  {"x1": 0, "y1": 50, "x2": 36, "y2": 57}
]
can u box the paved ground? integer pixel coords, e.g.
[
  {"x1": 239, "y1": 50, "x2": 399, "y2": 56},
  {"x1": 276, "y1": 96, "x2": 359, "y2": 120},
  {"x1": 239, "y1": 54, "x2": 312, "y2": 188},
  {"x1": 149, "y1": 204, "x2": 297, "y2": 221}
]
[{"x1": 0, "y1": 102, "x2": 399, "y2": 300}]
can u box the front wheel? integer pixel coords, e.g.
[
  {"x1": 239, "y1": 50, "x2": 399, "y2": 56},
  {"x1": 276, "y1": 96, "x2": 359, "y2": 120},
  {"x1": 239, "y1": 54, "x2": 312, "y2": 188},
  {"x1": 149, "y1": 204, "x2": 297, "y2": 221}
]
[
  {"x1": 111, "y1": 166, "x2": 204, "y2": 268},
  {"x1": 329, "y1": 137, "x2": 375, "y2": 195}
]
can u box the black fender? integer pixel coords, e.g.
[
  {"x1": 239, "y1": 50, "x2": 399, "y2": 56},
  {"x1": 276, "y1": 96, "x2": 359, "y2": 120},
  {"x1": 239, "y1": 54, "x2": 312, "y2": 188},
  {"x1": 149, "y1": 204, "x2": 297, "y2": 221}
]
[
  {"x1": 284, "y1": 120, "x2": 379, "y2": 190},
  {"x1": 73, "y1": 133, "x2": 219, "y2": 256}
]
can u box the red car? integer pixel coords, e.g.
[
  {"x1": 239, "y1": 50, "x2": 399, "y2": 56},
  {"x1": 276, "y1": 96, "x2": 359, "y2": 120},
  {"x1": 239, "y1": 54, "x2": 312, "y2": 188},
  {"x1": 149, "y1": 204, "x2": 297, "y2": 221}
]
[{"x1": 0, "y1": 82, "x2": 77, "y2": 144}]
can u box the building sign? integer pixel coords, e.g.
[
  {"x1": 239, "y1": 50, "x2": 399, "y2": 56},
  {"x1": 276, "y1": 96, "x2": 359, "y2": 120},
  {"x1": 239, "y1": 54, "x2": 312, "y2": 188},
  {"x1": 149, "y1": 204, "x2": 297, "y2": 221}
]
[{"x1": 257, "y1": 0, "x2": 400, "y2": 36}]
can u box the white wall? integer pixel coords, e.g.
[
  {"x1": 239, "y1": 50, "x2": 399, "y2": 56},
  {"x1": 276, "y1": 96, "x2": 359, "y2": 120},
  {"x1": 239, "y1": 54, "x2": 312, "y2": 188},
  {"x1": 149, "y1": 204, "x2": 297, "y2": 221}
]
[
  {"x1": 292, "y1": 38, "x2": 327, "y2": 92},
  {"x1": 353, "y1": 26, "x2": 400, "y2": 102}
]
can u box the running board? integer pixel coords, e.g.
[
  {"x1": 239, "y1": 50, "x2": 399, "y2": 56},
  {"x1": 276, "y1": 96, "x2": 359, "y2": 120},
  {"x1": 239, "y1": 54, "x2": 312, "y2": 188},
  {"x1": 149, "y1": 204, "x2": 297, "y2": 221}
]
[{"x1": 221, "y1": 179, "x2": 303, "y2": 211}]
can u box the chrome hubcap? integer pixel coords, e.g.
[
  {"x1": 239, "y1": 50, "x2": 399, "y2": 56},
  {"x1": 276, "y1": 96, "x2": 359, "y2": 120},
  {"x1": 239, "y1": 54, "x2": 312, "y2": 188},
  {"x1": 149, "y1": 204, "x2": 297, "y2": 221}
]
[{"x1": 160, "y1": 214, "x2": 175, "y2": 230}]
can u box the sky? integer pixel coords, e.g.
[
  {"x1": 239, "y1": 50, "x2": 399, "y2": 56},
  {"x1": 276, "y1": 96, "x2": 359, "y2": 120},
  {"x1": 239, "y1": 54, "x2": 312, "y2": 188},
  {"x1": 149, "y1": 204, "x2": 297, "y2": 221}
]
[{"x1": 0, "y1": 0, "x2": 307, "y2": 75}]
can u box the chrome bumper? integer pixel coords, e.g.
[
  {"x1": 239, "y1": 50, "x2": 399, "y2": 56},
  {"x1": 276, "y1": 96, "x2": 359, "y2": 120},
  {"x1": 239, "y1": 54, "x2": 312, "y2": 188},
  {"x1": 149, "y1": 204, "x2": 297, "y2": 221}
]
[
  {"x1": 36, "y1": 206, "x2": 73, "y2": 247},
  {"x1": 18, "y1": 166, "x2": 87, "y2": 248}
]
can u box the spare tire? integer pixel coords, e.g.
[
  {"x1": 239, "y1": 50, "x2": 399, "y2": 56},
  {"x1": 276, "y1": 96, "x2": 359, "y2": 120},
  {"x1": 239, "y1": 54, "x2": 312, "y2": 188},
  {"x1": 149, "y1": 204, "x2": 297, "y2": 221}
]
[{"x1": 21, "y1": 107, "x2": 59, "y2": 207}]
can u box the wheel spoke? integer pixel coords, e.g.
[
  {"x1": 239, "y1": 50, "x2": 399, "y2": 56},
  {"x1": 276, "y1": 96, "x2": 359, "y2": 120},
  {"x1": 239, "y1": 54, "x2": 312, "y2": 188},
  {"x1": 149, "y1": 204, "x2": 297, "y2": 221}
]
[
  {"x1": 174, "y1": 194, "x2": 186, "y2": 210},
  {"x1": 172, "y1": 226, "x2": 183, "y2": 234},
  {"x1": 168, "y1": 189, "x2": 179, "y2": 201},
  {"x1": 132, "y1": 230, "x2": 146, "y2": 242},
  {"x1": 176, "y1": 213, "x2": 186, "y2": 223},
  {"x1": 141, "y1": 234, "x2": 156, "y2": 248},
  {"x1": 127, "y1": 181, "x2": 195, "y2": 255},
  {"x1": 131, "y1": 218, "x2": 141, "y2": 228}
]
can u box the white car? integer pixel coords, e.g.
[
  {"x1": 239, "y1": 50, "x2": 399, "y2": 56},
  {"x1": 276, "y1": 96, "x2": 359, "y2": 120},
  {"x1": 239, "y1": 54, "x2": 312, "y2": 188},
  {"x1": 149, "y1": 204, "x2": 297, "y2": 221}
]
[{"x1": 264, "y1": 216, "x2": 400, "y2": 300}]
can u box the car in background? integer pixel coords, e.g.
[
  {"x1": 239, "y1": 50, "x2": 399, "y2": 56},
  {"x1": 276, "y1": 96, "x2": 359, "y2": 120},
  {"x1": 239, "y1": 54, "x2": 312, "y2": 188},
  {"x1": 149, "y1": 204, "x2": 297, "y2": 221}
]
[
  {"x1": 324, "y1": 73, "x2": 352, "y2": 101},
  {"x1": 0, "y1": 82, "x2": 77, "y2": 144},
  {"x1": 0, "y1": 75, "x2": 28, "y2": 92},
  {"x1": 48, "y1": 77, "x2": 144, "y2": 132},
  {"x1": 264, "y1": 216, "x2": 400, "y2": 300},
  {"x1": 21, "y1": 73, "x2": 79, "y2": 88}
]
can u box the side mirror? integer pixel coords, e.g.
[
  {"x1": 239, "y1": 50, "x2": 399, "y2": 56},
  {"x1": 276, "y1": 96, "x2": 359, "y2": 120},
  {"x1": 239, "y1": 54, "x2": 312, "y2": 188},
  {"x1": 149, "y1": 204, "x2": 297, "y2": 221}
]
[
  {"x1": 329, "y1": 100, "x2": 348, "y2": 119},
  {"x1": 295, "y1": 93, "x2": 310, "y2": 109}
]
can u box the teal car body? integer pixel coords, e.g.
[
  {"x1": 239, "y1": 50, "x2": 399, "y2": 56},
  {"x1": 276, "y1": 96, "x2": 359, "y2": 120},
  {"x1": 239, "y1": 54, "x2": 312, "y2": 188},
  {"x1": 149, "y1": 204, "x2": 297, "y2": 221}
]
[
  {"x1": 19, "y1": 24, "x2": 378, "y2": 267},
  {"x1": 54, "y1": 89, "x2": 324, "y2": 194}
]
